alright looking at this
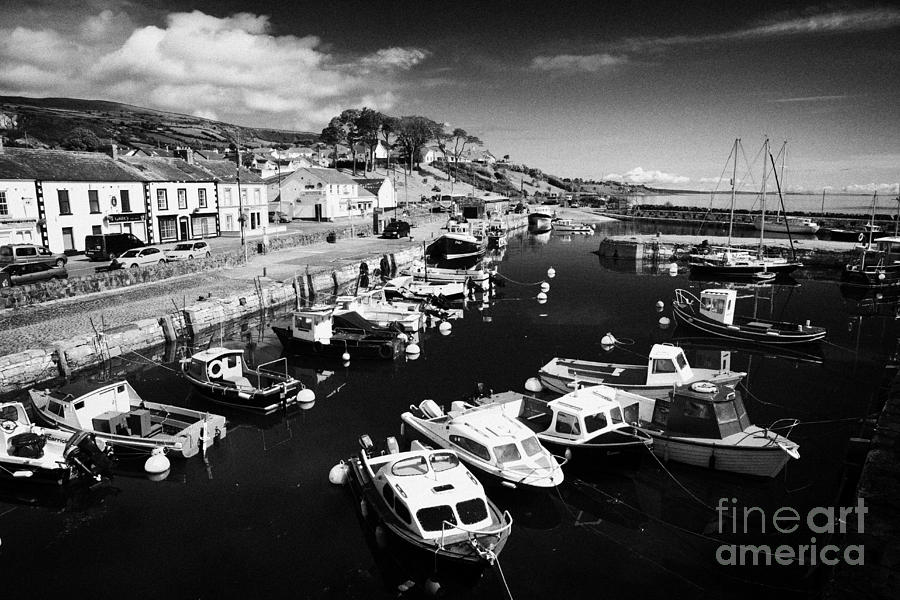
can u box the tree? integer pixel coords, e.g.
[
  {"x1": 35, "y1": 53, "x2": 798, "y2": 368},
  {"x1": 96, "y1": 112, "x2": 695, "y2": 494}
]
[
  {"x1": 338, "y1": 109, "x2": 361, "y2": 175},
  {"x1": 319, "y1": 118, "x2": 346, "y2": 168},
  {"x1": 447, "y1": 128, "x2": 482, "y2": 192},
  {"x1": 62, "y1": 127, "x2": 101, "y2": 151},
  {"x1": 394, "y1": 116, "x2": 442, "y2": 174},
  {"x1": 354, "y1": 108, "x2": 384, "y2": 173},
  {"x1": 379, "y1": 116, "x2": 398, "y2": 171}
]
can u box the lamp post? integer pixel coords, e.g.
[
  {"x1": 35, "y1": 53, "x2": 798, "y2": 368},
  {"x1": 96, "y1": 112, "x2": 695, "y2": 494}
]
[{"x1": 236, "y1": 145, "x2": 247, "y2": 262}]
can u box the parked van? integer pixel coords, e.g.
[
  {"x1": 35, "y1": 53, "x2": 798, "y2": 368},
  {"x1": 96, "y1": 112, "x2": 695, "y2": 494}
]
[{"x1": 84, "y1": 233, "x2": 145, "y2": 261}]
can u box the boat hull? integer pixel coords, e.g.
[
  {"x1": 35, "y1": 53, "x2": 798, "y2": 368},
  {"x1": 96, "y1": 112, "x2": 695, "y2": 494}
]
[
  {"x1": 648, "y1": 433, "x2": 793, "y2": 477},
  {"x1": 538, "y1": 428, "x2": 651, "y2": 461},
  {"x1": 183, "y1": 371, "x2": 305, "y2": 414},
  {"x1": 688, "y1": 260, "x2": 802, "y2": 278},
  {"x1": 672, "y1": 303, "x2": 826, "y2": 345},
  {"x1": 842, "y1": 263, "x2": 900, "y2": 288},
  {"x1": 272, "y1": 325, "x2": 401, "y2": 360}
]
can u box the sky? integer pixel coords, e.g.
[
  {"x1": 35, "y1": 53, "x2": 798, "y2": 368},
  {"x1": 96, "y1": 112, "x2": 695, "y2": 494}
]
[{"x1": 0, "y1": 0, "x2": 899, "y2": 193}]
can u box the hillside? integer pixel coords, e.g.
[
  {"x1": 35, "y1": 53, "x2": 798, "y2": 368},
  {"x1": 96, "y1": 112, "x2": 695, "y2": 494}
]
[{"x1": 0, "y1": 95, "x2": 318, "y2": 151}]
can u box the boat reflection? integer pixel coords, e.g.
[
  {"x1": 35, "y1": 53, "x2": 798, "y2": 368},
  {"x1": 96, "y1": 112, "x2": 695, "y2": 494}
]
[
  {"x1": 669, "y1": 334, "x2": 825, "y2": 365},
  {"x1": 0, "y1": 479, "x2": 119, "y2": 509},
  {"x1": 596, "y1": 254, "x2": 679, "y2": 276}
]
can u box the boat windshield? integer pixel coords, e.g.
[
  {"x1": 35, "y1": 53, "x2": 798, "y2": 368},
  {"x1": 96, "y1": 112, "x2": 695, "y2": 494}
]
[
  {"x1": 493, "y1": 442, "x2": 522, "y2": 464},
  {"x1": 430, "y1": 452, "x2": 460, "y2": 472},
  {"x1": 520, "y1": 436, "x2": 543, "y2": 457},
  {"x1": 0, "y1": 404, "x2": 21, "y2": 422},
  {"x1": 457, "y1": 498, "x2": 489, "y2": 525},
  {"x1": 391, "y1": 456, "x2": 429, "y2": 477},
  {"x1": 417, "y1": 505, "x2": 457, "y2": 532},
  {"x1": 675, "y1": 353, "x2": 688, "y2": 370},
  {"x1": 584, "y1": 412, "x2": 609, "y2": 433},
  {"x1": 610, "y1": 406, "x2": 623, "y2": 423}
]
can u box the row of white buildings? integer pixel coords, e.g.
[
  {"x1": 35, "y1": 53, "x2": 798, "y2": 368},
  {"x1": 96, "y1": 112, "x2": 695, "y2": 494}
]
[{"x1": 0, "y1": 145, "x2": 397, "y2": 254}]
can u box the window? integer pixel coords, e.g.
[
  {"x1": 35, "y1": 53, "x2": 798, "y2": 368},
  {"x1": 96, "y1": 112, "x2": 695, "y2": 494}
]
[
  {"x1": 652, "y1": 359, "x2": 676, "y2": 374},
  {"x1": 89, "y1": 190, "x2": 100, "y2": 213},
  {"x1": 555, "y1": 412, "x2": 581, "y2": 436},
  {"x1": 157, "y1": 189, "x2": 168, "y2": 210},
  {"x1": 493, "y1": 443, "x2": 521, "y2": 464},
  {"x1": 253, "y1": 188, "x2": 260, "y2": 203},
  {"x1": 450, "y1": 435, "x2": 491, "y2": 461},
  {"x1": 16, "y1": 246, "x2": 36, "y2": 257},
  {"x1": 394, "y1": 500, "x2": 412, "y2": 524},
  {"x1": 49, "y1": 402, "x2": 66, "y2": 417},
  {"x1": 226, "y1": 355, "x2": 238, "y2": 368},
  {"x1": 457, "y1": 498, "x2": 488, "y2": 525},
  {"x1": 416, "y1": 505, "x2": 457, "y2": 532},
  {"x1": 430, "y1": 452, "x2": 459, "y2": 472},
  {"x1": 92, "y1": 225, "x2": 102, "y2": 235},
  {"x1": 58, "y1": 189, "x2": 71, "y2": 214},
  {"x1": 0, "y1": 190, "x2": 7, "y2": 215},
  {"x1": 241, "y1": 189, "x2": 248, "y2": 204},
  {"x1": 675, "y1": 353, "x2": 688, "y2": 370},
  {"x1": 120, "y1": 189, "x2": 131, "y2": 212},
  {"x1": 175, "y1": 188, "x2": 187, "y2": 209},
  {"x1": 584, "y1": 412, "x2": 608, "y2": 434},
  {"x1": 382, "y1": 484, "x2": 396, "y2": 505},
  {"x1": 158, "y1": 216, "x2": 176, "y2": 239},
  {"x1": 224, "y1": 188, "x2": 232, "y2": 205},
  {"x1": 520, "y1": 436, "x2": 543, "y2": 457},
  {"x1": 198, "y1": 188, "x2": 207, "y2": 208}
]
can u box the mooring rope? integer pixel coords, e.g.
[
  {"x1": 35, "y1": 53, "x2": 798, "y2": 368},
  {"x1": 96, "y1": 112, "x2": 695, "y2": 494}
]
[{"x1": 642, "y1": 444, "x2": 716, "y2": 512}]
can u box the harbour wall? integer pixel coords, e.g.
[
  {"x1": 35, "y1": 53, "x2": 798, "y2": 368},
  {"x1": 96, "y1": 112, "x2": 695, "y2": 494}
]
[
  {"x1": 0, "y1": 243, "x2": 422, "y2": 395},
  {"x1": 608, "y1": 206, "x2": 898, "y2": 231}
]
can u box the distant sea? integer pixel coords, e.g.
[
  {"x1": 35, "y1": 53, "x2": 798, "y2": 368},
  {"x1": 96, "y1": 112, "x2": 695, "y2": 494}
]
[{"x1": 635, "y1": 192, "x2": 898, "y2": 216}]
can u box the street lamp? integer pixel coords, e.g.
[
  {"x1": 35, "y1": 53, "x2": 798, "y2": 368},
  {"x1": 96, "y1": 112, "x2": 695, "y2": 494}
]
[{"x1": 236, "y1": 146, "x2": 247, "y2": 262}]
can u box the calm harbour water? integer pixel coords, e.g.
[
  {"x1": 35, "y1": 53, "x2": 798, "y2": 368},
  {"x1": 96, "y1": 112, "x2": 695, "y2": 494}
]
[
  {"x1": 637, "y1": 193, "x2": 898, "y2": 216},
  {"x1": 1, "y1": 225, "x2": 897, "y2": 599}
]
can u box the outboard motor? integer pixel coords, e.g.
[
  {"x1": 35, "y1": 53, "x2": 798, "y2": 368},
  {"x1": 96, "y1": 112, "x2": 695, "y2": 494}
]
[{"x1": 64, "y1": 432, "x2": 114, "y2": 480}]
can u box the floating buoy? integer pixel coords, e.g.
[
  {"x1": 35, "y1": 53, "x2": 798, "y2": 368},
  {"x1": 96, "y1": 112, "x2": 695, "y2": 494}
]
[
  {"x1": 406, "y1": 343, "x2": 421, "y2": 354},
  {"x1": 878, "y1": 272, "x2": 886, "y2": 280},
  {"x1": 540, "y1": 281, "x2": 550, "y2": 293},
  {"x1": 397, "y1": 332, "x2": 409, "y2": 343},
  {"x1": 547, "y1": 266, "x2": 556, "y2": 278},
  {"x1": 342, "y1": 360, "x2": 350, "y2": 368},
  {"x1": 564, "y1": 448, "x2": 573, "y2": 462},
  {"x1": 342, "y1": 351, "x2": 351, "y2": 361},
  {"x1": 329, "y1": 462, "x2": 349, "y2": 485},
  {"x1": 424, "y1": 577, "x2": 442, "y2": 596},
  {"x1": 438, "y1": 320, "x2": 452, "y2": 332},
  {"x1": 300, "y1": 400, "x2": 316, "y2": 410},
  {"x1": 601, "y1": 332, "x2": 617, "y2": 346},
  {"x1": 537, "y1": 292, "x2": 548, "y2": 302},
  {"x1": 144, "y1": 447, "x2": 170, "y2": 475},
  {"x1": 656, "y1": 300, "x2": 665, "y2": 310},
  {"x1": 658, "y1": 316, "x2": 671, "y2": 329},
  {"x1": 525, "y1": 377, "x2": 543, "y2": 392},
  {"x1": 668, "y1": 263, "x2": 678, "y2": 276},
  {"x1": 298, "y1": 388, "x2": 316, "y2": 405}
]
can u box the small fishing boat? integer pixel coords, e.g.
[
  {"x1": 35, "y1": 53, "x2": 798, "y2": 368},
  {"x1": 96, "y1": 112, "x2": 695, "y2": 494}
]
[
  {"x1": 382, "y1": 275, "x2": 467, "y2": 302},
  {"x1": 402, "y1": 260, "x2": 491, "y2": 290},
  {"x1": 552, "y1": 219, "x2": 594, "y2": 234},
  {"x1": 672, "y1": 288, "x2": 826, "y2": 345},
  {"x1": 272, "y1": 306, "x2": 404, "y2": 360},
  {"x1": 401, "y1": 399, "x2": 565, "y2": 490},
  {"x1": 537, "y1": 343, "x2": 745, "y2": 399},
  {"x1": 343, "y1": 435, "x2": 513, "y2": 568},
  {"x1": 751, "y1": 215, "x2": 819, "y2": 234},
  {"x1": 472, "y1": 388, "x2": 651, "y2": 462},
  {"x1": 29, "y1": 380, "x2": 227, "y2": 459},
  {"x1": 605, "y1": 382, "x2": 800, "y2": 477},
  {"x1": 335, "y1": 287, "x2": 424, "y2": 332},
  {"x1": 528, "y1": 212, "x2": 553, "y2": 233},
  {"x1": 842, "y1": 236, "x2": 900, "y2": 288},
  {"x1": 425, "y1": 232, "x2": 485, "y2": 268},
  {"x1": 1, "y1": 401, "x2": 110, "y2": 485},
  {"x1": 181, "y1": 347, "x2": 308, "y2": 414},
  {"x1": 486, "y1": 220, "x2": 508, "y2": 248}
]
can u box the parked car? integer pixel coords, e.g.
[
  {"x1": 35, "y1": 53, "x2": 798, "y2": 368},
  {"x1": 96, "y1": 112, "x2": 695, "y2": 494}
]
[
  {"x1": 110, "y1": 247, "x2": 165, "y2": 269},
  {"x1": 268, "y1": 211, "x2": 291, "y2": 223},
  {"x1": 164, "y1": 241, "x2": 211, "y2": 261},
  {"x1": 0, "y1": 244, "x2": 67, "y2": 268},
  {"x1": 0, "y1": 263, "x2": 68, "y2": 287},
  {"x1": 381, "y1": 219, "x2": 411, "y2": 239},
  {"x1": 84, "y1": 233, "x2": 146, "y2": 261}
]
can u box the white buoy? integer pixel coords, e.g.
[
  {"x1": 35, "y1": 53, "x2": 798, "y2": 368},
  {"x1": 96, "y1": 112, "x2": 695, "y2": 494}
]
[
  {"x1": 298, "y1": 388, "x2": 316, "y2": 404},
  {"x1": 537, "y1": 291, "x2": 548, "y2": 302},
  {"x1": 601, "y1": 343, "x2": 615, "y2": 352},
  {"x1": 668, "y1": 263, "x2": 678, "y2": 276},
  {"x1": 424, "y1": 578, "x2": 442, "y2": 596},
  {"x1": 658, "y1": 316, "x2": 671, "y2": 329},
  {"x1": 438, "y1": 320, "x2": 452, "y2": 332},
  {"x1": 439, "y1": 326, "x2": 452, "y2": 335},
  {"x1": 655, "y1": 300, "x2": 665, "y2": 310},
  {"x1": 601, "y1": 332, "x2": 617, "y2": 346},
  {"x1": 397, "y1": 332, "x2": 409, "y2": 343},
  {"x1": 878, "y1": 272, "x2": 886, "y2": 281},
  {"x1": 329, "y1": 462, "x2": 349, "y2": 485},
  {"x1": 524, "y1": 377, "x2": 543, "y2": 392},
  {"x1": 342, "y1": 360, "x2": 350, "y2": 368},
  {"x1": 406, "y1": 342, "x2": 421, "y2": 354},
  {"x1": 299, "y1": 400, "x2": 316, "y2": 410},
  {"x1": 342, "y1": 351, "x2": 351, "y2": 361},
  {"x1": 540, "y1": 281, "x2": 550, "y2": 293},
  {"x1": 144, "y1": 447, "x2": 170, "y2": 475},
  {"x1": 547, "y1": 266, "x2": 556, "y2": 278}
]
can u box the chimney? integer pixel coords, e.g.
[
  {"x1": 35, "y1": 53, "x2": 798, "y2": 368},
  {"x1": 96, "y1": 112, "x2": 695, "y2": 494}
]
[
  {"x1": 108, "y1": 143, "x2": 118, "y2": 160},
  {"x1": 174, "y1": 147, "x2": 195, "y2": 164}
]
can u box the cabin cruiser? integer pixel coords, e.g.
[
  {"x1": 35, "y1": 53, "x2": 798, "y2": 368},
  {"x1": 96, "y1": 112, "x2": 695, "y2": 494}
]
[
  {"x1": 334, "y1": 287, "x2": 424, "y2": 332},
  {"x1": 272, "y1": 306, "x2": 404, "y2": 360},
  {"x1": 181, "y1": 348, "x2": 307, "y2": 414},
  {"x1": 473, "y1": 388, "x2": 651, "y2": 462},
  {"x1": 344, "y1": 435, "x2": 512, "y2": 568},
  {"x1": 29, "y1": 380, "x2": 227, "y2": 459},
  {"x1": 603, "y1": 382, "x2": 800, "y2": 477},
  {"x1": 538, "y1": 343, "x2": 744, "y2": 399},
  {"x1": 1, "y1": 401, "x2": 110, "y2": 485},
  {"x1": 842, "y1": 236, "x2": 900, "y2": 288},
  {"x1": 401, "y1": 399, "x2": 565, "y2": 490},
  {"x1": 672, "y1": 288, "x2": 826, "y2": 345}
]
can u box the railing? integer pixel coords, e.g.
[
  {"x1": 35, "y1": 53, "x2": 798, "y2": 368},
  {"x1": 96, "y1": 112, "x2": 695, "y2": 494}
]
[
  {"x1": 439, "y1": 510, "x2": 513, "y2": 564},
  {"x1": 255, "y1": 356, "x2": 289, "y2": 387}
]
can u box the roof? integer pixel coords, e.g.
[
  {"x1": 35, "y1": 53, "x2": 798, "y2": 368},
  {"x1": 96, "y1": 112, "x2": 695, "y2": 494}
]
[
  {"x1": 191, "y1": 347, "x2": 244, "y2": 362},
  {"x1": 451, "y1": 404, "x2": 527, "y2": 442},
  {"x1": 648, "y1": 344, "x2": 686, "y2": 360},
  {"x1": 118, "y1": 156, "x2": 214, "y2": 182},
  {"x1": 374, "y1": 448, "x2": 482, "y2": 509},
  {"x1": 0, "y1": 148, "x2": 142, "y2": 181},
  {"x1": 548, "y1": 386, "x2": 623, "y2": 414},
  {"x1": 195, "y1": 158, "x2": 262, "y2": 183},
  {"x1": 289, "y1": 168, "x2": 358, "y2": 185}
]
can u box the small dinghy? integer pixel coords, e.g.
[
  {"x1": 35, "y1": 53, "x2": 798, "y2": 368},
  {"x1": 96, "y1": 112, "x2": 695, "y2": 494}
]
[
  {"x1": 343, "y1": 434, "x2": 512, "y2": 568},
  {"x1": 1, "y1": 401, "x2": 110, "y2": 485},
  {"x1": 181, "y1": 347, "x2": 308, "y2": 414},
  {"x1": 29, "y1": 380, "x2": 227, "y2": 459},
  {"x1": 401, "y1": 399, "x2": 565, "y2": 490}
]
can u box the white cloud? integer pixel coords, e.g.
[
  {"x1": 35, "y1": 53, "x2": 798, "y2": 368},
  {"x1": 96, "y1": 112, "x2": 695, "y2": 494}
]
[
  {"x1": 530, "y1": 53, "x2": 627, "y2": 73},
  {"x1": 0, "y1": 10, "x2": 430, "y2": 130},
  {"x1": 842, "y1": 183, "x2": 900, "y2": 194},
  {"x1": 606, "y1": 167, "x2": 690, "y2": 185}
]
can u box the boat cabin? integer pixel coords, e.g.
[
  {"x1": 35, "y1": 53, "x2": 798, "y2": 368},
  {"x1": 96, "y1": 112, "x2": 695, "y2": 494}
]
[
  {"x1": 289, "y1": 308, "x2": 334, "y2": 343},
  {"x1": 371, "y1": 449, "x2": 492, "y2": 540},
  {"x1": 870, "y1": 236, "x2": 900, "y2": 258},
  {"x1": 40, "y1": 381, "x2": 146, "y2": 435},
  {"x1": 536, "y1": 387, "x2": 639, "y2": 442},
  {"x1": 699, "y1": 289, "x2": 737, "y2": 326},
  {"x1": 649, "y1": 382, "x2": 750, "y2": 439},
  {"x1": 185, "y1": 348, "x2": 251, "y2": 388},
  {"x1": 644, "y1": 344, "x2": 695, "y2": 386}
]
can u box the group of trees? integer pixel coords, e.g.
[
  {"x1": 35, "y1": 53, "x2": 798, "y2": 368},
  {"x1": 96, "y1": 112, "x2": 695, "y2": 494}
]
[{"x1": 319, "y1": 108, "x2": 483, "y2": 178}]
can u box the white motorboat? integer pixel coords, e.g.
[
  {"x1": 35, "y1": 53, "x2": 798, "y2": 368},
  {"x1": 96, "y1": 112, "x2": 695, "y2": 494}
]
[
  {"x1": 344, "y1": 435, "x2": 512, "y2": 568},
  {"x1": 335, "y1": 287, "x2": 424, "y2": 332},
  {"x1": 752, "y1": 215, "x2": 819, "y2": 234},
  {"x1": 603, "y1": 382, "x2": 800, "y2": 477},
  {"x1": 401, "y1": 398, "x2": 565, "y2": 490},
  {"x1": 538, "y1": 343, "x2": 745, "y2": 399},
  {"x1": 552, "y1": 219, "x2": 594, "y2": 234},
  {"x1": 382, "y1": 275, "x2": 467, "y2": 302}
]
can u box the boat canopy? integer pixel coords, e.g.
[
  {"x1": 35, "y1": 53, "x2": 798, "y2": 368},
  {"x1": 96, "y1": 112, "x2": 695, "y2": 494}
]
[
  {"x1": 652, "y1": 383, "x2": 750, "y2": 439},
  {"x1": 699, "y1": 289, "x2": 737, "y2": 326},
  {"x1": 187, "y1": 347, "x2": 245, "y2": 383},
  {"x1": 291, "y1": 308, "x2": 334, "y2": 342},
  {"x1": 646, "y1": 344, "x2": 694, "y2": 385}
]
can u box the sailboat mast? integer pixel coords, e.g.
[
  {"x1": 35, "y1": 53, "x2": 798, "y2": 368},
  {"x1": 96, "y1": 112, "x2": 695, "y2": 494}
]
[
  {"x1": 728, "y1": 138, "x2": 738, "y2": 245},
  {"x1": 759, "y1": 138, "x2": 769, "y2": 258},
  {"x1": 867, "y1": 192, "x2": 877, "y2": 247}
]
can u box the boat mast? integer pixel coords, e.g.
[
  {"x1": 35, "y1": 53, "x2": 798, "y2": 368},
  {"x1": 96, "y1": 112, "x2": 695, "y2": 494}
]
[
  {"x1": 769, "y1": 149, "x2": 796, "y2": 261},
  {"x1": 758, "y1": 138, "x2": 770, "y2": 259},
  {"x1": 727, "y1": 138, "x2": 739, "y2": 246},
  {"x1": 867, "y1": 192, "x2": 877, "y2": 247}
]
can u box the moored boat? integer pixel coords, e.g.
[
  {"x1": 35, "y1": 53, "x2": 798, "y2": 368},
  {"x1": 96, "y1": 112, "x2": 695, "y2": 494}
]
[
  {"x1": 552, "y1": 219, "x2": 594, "y2": 234},
  {"x1": 334, "y1": 287, "x2": 424, "y2": 332},
  {"x1": 29, "y1": 380, "x2": 227, "y2": 459},
  {"x1": 382, "y1": 275, "x2": 467, "y2": 302},
  {"x1": 751, "y1": 215, "x2": 819, "y2": 234},
  {"x1": 425, "y1": 232, "x2": 485, "y2": 268},
  {"x1": 604, "y1": 382, "x2": 800, "y2": 477},
  {"x1": 672, "y1": 288, "x2": 826, "y2": 345},
  {"x1": 842, "y1": 236, "x2": 900, "y2": 288},
  {"x1": 1, "y1": 401, "x2": 110, "y2": 485},
  {"x1": 343, "y1": 435, "x2": 513, "y2": 568},
  {"x1": 401, "y1": 398, "x2": 565, "y2": 490},
  {"x1": 537, "y1": 343, "x2": 745, "y2": 399},
  {"x1": 272, "y1": 306, "x2": 404, "y2": 360},
  {"x1": 181, "y1": 347, "x2": 308, "y2": 414},
  {"x1": 528, "y1": 212, "x2": 553, "y2": 233}
]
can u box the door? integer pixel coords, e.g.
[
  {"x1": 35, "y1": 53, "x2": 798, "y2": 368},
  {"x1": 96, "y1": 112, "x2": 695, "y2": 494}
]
[
  {"x1": 315, "y1": 204, "x2": 323, "y2": 222},
  {"x1": 61, "y1": 227, "x2": 74, "y2": 252},
  {"x1": 179, "y1": 218, "x2": 189, "y2": 240}
]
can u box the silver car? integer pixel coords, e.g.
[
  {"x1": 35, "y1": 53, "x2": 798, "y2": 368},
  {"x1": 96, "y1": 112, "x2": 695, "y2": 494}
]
[{"x1": 110, "y1": 247, "x2": 166, "y2": 269}]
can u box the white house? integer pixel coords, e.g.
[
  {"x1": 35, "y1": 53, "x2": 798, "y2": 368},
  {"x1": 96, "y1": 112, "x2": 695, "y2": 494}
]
[
  {"x1": 353, "y1": 177, "x2": 397, "y2": 211},
  {"x1": 198, "y1": 158, "x2": 269, "y2": 237},
  {"x1": 266, "y1": 168, "x2": 363, "y2": 221}
]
